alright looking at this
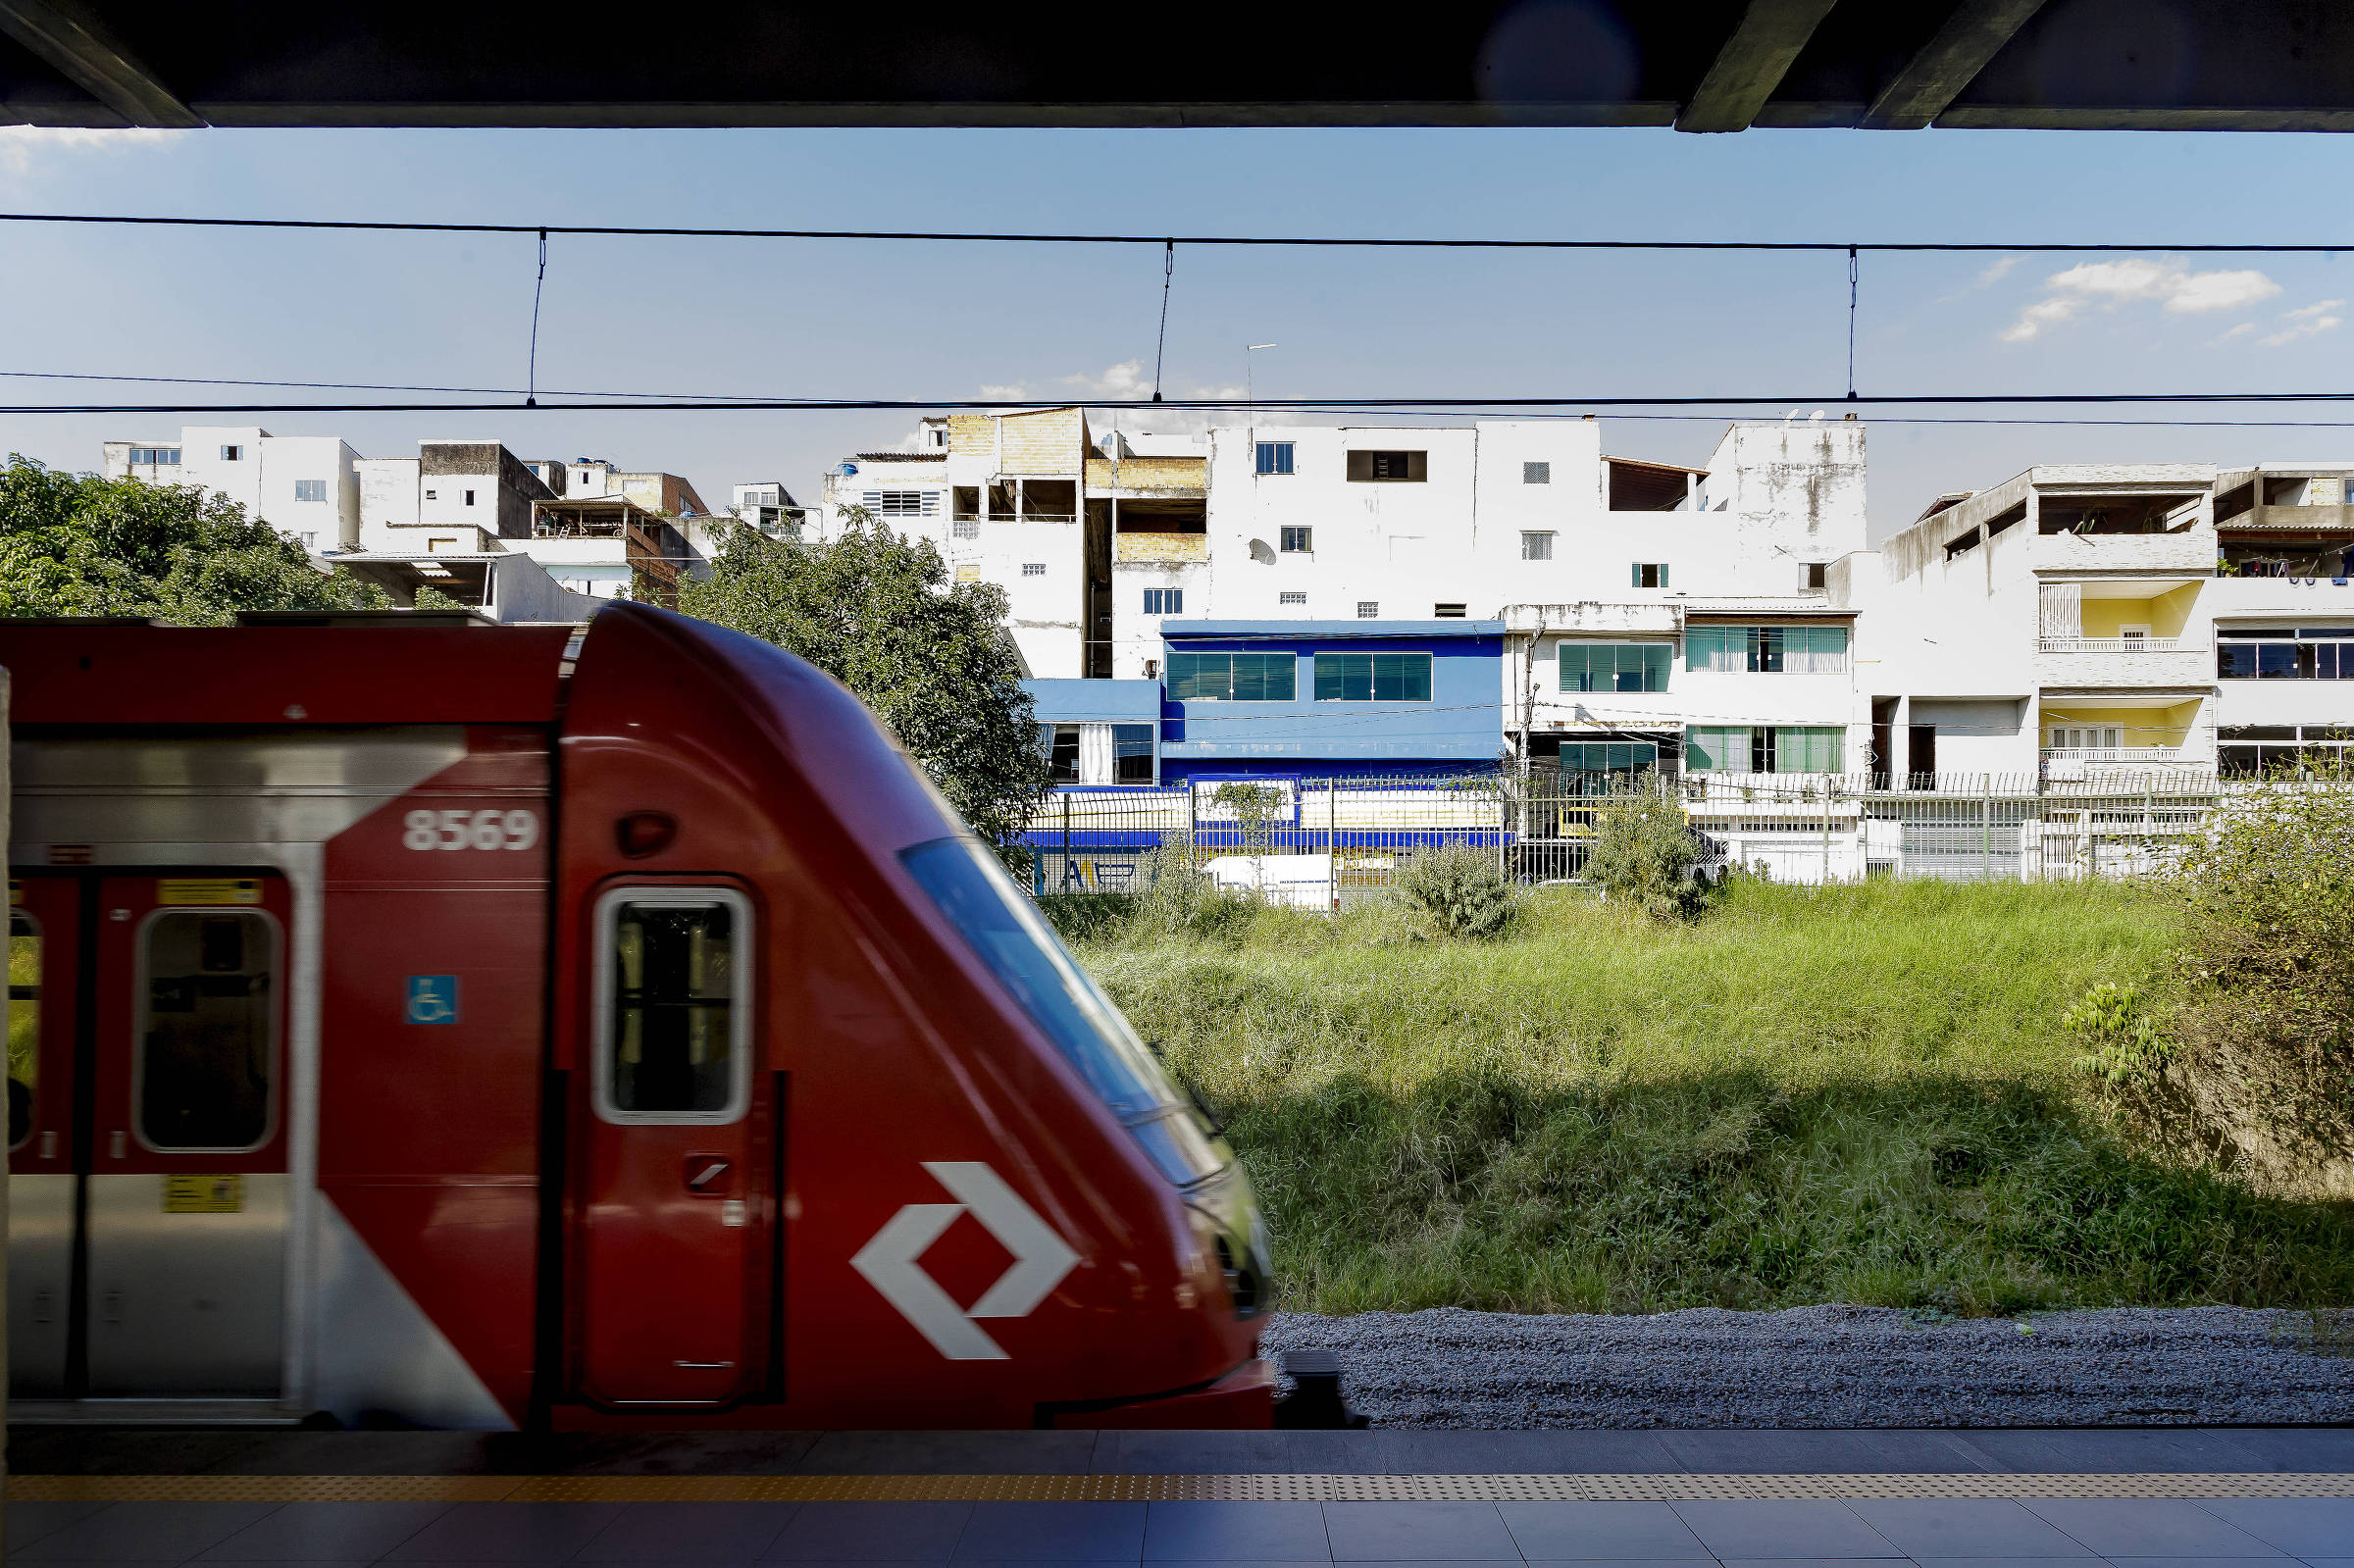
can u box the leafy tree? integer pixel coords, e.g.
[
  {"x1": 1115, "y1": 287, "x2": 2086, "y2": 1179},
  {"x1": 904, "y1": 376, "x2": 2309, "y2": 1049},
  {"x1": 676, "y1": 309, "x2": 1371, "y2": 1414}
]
[
  {"x1": 673, "y1": 515, "x2": 1050, "y2": 850},
  {"x1": 0, "y1": 454, "x2": 391, "y2": 623}
]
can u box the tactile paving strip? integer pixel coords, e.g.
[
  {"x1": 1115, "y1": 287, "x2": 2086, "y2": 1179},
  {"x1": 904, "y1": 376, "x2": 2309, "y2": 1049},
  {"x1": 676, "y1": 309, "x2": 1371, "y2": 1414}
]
[{"x1": 13, "y1": 1472, "x2": 2354, "y2": 1502}]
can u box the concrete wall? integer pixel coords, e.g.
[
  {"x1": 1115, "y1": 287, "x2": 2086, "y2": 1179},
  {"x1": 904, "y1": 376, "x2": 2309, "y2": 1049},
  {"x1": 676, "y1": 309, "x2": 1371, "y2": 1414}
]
[
  {"x1": 420, "y1": 441, "x2": 554, "y2": 541},
  {"x1": 485, "y1": 554, "x2": 603, "y2": 624}
]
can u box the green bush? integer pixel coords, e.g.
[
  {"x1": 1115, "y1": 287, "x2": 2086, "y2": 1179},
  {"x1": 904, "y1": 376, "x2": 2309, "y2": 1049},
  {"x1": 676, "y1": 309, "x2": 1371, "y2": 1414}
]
[
  {"x1": 1391, "y1": 839, "x2": 1519, "y2": 940},
  {"x1": 1584, "y1": 789, "x2": 1710, "y2": 920},
  {"x1": 2066, "y1": 982, "x2": 2174, "y2": 1089},
  {"x1": 1124, "y1": 836, "x2": 1259, "y2": 942},
  {"x1": 2164, "y1": 782, "x2": 2354, "y2": 1196}
]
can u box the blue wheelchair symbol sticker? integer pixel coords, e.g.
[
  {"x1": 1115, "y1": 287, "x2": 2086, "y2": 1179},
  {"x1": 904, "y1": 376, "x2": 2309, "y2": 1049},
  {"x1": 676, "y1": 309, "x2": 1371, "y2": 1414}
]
[{"x1": 405, "y1": 975, "x2": 460, "y2": 1026}]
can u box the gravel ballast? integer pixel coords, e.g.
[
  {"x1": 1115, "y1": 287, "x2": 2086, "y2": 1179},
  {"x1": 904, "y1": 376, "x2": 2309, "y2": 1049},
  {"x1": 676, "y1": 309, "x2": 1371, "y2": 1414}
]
[{"x1": 1261, "y1": 1305, "x2": 2354, "y2": 1428}]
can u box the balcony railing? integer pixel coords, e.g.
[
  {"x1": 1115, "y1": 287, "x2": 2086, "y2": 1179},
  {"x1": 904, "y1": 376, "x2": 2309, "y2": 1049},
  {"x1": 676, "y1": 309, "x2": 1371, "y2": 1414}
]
[
  {"x1": 2041, "y1": 746, "x2": 2187, "y2": 764},
  {"x1": 2036, "y1": 635, "x2": 2186, "y2": 653}
]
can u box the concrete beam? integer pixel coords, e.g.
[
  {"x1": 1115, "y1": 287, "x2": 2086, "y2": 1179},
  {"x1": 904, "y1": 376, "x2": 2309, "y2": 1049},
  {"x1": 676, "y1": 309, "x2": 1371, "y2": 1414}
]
[
  {"x1": 0, "y1": 0, "x2": 200, "y2": 128},
  {"x1": 1675, "y1": 0, "x2": 1841, "y2": 133},
  {"x1": 1863, "y1": 0, "x2": 2049, "y2": 130}
]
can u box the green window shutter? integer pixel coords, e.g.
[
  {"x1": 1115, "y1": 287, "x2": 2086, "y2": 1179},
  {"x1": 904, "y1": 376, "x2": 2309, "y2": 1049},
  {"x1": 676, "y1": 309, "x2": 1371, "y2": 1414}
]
[
  {"x1": 1643, "y1": 643, "x2": 1670, "y2": 691},
  {"x1": 1316, "y1": 652, "x2": 1369, "y2": 700},
  {"x1": 1558, "y1": 644, "x2": 1584, "y2": 691},
  {"x1": 1772, "y1": 726, "x2": 1843, "y2": 772},
  {"x1": 1176, "y1": 653, "x2": 1232, "y2": 700},
  {"x1": 1266, "y1": 653, "x2": 1298, "y2": 701},
  {"x1": 1688, "y1": 726, "x2": 1746, "y2": 771}
]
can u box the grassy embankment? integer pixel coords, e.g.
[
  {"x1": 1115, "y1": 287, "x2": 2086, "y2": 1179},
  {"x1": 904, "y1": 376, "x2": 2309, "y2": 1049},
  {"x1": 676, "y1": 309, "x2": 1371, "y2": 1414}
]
[{"x1": 1060, "y1": 880, "x2": 2354, "y2": 1316}]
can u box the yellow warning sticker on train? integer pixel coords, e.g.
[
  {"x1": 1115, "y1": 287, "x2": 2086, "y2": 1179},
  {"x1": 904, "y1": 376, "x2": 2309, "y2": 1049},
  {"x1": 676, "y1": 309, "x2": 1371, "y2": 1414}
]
[
  {"x1": 158, "y1": 879, "x2": 263, "y2": 906},
  {"x1": 163, "y1": 1175, "x2": 244, "y2": 1213}
]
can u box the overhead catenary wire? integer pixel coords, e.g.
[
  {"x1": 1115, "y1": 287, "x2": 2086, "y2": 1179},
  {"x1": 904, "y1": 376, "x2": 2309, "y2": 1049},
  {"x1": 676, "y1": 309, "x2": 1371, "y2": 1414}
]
[
  {"x1": 24, "y1": 391, "x2": 2354, "y2": 415},
  {"x1": 21, "y1": 371, "x2": 2354, "y2": 428},
  {"x1": 10, "y1": 211, "x2": 2354, "y2": 253},
  {"x1": 526, "y1": 228, "x2": 547, "y2": 408},
  {"x1": 1151, "y1": 240, "x2": 1173, "y2": 404}
]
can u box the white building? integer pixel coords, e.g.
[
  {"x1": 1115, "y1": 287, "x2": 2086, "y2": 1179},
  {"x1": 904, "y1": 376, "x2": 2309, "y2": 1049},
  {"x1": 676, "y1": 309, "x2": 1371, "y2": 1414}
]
[
  {"x1": 104, "y1": 427, "x2": 362, "y2": 555},
  {"x1": 816, "y1": 409, "x2": 1133, "y2": 679},
  {"x1": 1842, "y1": 460, "x2": 2354, "y2": 784},
  {"x1": 730, "y1": 481, "x2": 804, "y2": 537}
]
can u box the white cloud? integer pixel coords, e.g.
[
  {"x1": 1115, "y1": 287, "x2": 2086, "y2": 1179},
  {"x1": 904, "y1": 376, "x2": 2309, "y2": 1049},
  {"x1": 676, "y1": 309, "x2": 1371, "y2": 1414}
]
[
  {"x1": 1975, "y1": 256, "x2": 2021, "y2": 288},
  {"x1": 1060, "y1": 359, "x2": 1151, "y2": 399},
  {"x1": 0, "y1": 125, "x2": 185, "y2": 176},
  {"x1": 2260, "y1": 299, "x2": 2344, "y2": 347},
  {"x1": 2000, "y1": 259, "x2": 2281, "y2": 341},
  {"x1": 976, "y1": 382, "x2": 1027, "y2": 400}
]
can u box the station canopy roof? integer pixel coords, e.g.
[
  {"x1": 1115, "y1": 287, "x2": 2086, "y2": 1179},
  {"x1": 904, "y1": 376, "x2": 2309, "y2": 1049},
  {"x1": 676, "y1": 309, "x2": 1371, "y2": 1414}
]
[{"x1": 6, "y1": 1, "x2": 2354, "y2": 134}]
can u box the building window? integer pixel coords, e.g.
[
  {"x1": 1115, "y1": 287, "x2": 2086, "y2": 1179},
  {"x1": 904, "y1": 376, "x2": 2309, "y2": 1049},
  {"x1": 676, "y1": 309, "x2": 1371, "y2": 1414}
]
[
  {"x1": 952, "y1": 518, "x2": 979, "y2": 539},
  {"x1": 424, "y1": 489, "x2": 436, "y2": 501},
  {"x1": 1686, "y1": 726, "x2": 1844, "y2": 774},
  {"x1": 1279, "y1": 526, "x2": 1312, "y2": 553},
  {"x1": 427, "y1": 537, "x2": 456, "y2": 552},
  {"x1": 1521, "y1": 531, "x2": 1554, "y2": 561},
  {"x1": 220, "y1": 445, "x2": 242, "y2": 461},
  {"x1": 1434, "y1": 603, "x2": 1466, "y2": 619},
  {"x1": 1801, "y1": 561, "x2": 1828, "y2": 591},
  {"x1": 2217, "y1": 627, "x2": 2354, "y2": 680},
  {"x1": 1559, "y1": 740, "x2": 1657, "y2": 779},
  {"x1": 1144, "y1": 587, "x2": 1183, "y2": 615},
  {"x1": 296, "y1": 531, "x2": 317, "y2": 550},
  {"x1": 1167, "y1": 651, "x2": 1296, "y2": 702},
  {"x1": 128, "y1": 446, "x2": 180, "y2": 466},
  {"x1": 1279, "y1": 590, "x2": 1306, "y2": 606},
  {"x1": 1560, "y1": 642, "x2": 1669, "y2": 693},
  {"x1": 1348, "y1": 449, "x2": 1425, "y2": 482},
  {"x1": 1255, "y1": 442, "x2": 1295, "y2": 476},
  {"x1": 2047, "y1": 724, "x2": 2124, "y2": 752},
  {"x1": 293, "y1": 479, "x2": 328, "y2": 502},
  {"x1": 1022, "y1": 562, "x2": 1047, "y2": 577},
  {"x1": 861, "y1": 489, "x2": 938, "y2": 517},
  {"x1": 2219, "y1": 724, "x2": 2354, "y2": 777},
  {"x1": 464, "y1": 489, "x2": 477, "y2": 506},
  {"x1": 1632, "y1": 562, "x2": 1669, "y2": 588},
  {"x1": 1356, "y1": 601, "x2": 1379, "y2": 619},
  {"x1": 1315, "y1": 652, "x2": 1432, "y2": 701},
  {"x1": 1523, "y1": 461, "x2": 1551, "y2": 484},
  {"x1": 1112, "y1": 724, "x2": 1154, "y2": 783},
  {"x1": 1685, "y1": 625, "x2": 1849, "y2": 674},
  {"x1": 1043, "y1": 724, "x2": 1081, "y2": 782}
]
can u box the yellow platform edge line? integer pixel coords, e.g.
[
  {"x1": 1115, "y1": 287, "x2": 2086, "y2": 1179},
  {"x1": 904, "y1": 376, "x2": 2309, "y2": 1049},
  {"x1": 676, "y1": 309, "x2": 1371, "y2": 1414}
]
[{"x1": 10, "y1": 1472, "x2": 2354, "y2": 1503}]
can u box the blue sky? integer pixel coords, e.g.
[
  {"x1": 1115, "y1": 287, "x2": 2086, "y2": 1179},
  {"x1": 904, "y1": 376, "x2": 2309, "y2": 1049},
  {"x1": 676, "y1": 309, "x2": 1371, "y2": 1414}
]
[{"x1": 5, "y1": 123, "x2": 2354, "y2": 541}]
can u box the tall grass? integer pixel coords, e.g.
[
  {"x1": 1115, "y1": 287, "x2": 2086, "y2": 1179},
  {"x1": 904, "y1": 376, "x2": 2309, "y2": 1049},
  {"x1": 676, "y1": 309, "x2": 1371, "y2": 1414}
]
[{"x1": 1065, "y1": 879, "x2": 2354, "y2": 1315}]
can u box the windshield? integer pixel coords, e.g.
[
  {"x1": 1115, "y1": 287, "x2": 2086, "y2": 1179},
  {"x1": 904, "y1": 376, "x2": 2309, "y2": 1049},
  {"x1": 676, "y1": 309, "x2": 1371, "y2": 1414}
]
[{"x1": 899, "y1": 836, "x2": 1223, "y2": 1181}]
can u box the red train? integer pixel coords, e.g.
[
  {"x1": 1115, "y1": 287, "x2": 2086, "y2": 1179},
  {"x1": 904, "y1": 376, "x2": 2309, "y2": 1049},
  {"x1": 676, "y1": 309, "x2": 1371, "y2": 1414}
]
[{"x1": 2, "y1": 605, "x2": 1273, "y2": 1429}]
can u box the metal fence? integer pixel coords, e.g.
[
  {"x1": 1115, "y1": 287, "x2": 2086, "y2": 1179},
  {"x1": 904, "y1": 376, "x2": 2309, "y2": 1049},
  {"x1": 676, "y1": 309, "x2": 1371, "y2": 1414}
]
[{"x1": 1010, "y1": 767, "x2": 2260, "y2": 900}]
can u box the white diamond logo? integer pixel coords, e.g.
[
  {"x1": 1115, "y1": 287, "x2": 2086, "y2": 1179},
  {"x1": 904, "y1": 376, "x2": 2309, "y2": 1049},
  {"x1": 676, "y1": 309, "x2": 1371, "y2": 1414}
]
[{"x1": 849, "y1": 1161, "x2": 1081, "y2": 1361}]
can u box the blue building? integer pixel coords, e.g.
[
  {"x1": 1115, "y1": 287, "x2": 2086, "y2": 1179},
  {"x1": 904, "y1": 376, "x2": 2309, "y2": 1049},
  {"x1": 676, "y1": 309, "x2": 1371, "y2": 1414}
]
[{"x1": 1154, "y1": 619, "x2": 1504, "y2": 785}]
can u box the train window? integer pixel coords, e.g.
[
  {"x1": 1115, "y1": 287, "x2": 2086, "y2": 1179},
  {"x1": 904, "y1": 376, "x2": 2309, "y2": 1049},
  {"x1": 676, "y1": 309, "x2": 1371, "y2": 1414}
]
[
  {"x1": 136, "y1": 911, "x2": 277, "y2": 1152},
  {"x1": 9, "y1": 908, "x2": 37, "y2": 1148},
  {"x1": 594, "y1": 887, "x2": 752, "y2": 1124},
  {"x1": 899, "y1": 837, "x2": 1224, "y2": 1184}
]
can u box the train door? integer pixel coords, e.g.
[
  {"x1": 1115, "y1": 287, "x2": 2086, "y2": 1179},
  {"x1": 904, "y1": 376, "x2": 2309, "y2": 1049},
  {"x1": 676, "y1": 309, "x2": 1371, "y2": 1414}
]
[
  {"x1": 575, "y1": 883, "x2": 770, "y2": 1406},
  {"x1": 6, "y1": 873, "x2": 293, "y2": 1401},
  {"x1": 10, "y1": 877, "x2": 81, "y2": 1394}
]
